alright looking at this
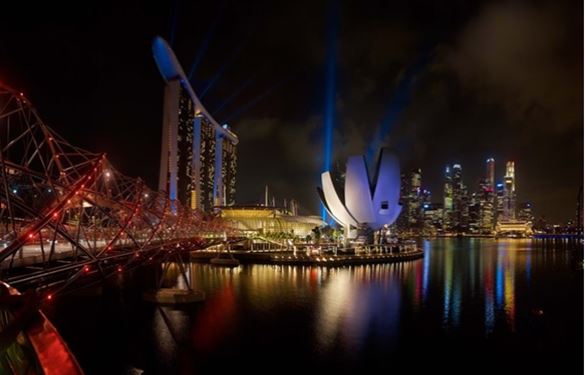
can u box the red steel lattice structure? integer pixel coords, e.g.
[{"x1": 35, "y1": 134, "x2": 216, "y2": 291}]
[{"x1": 0, "y1": 83, "x2": 233, "y2": 296}]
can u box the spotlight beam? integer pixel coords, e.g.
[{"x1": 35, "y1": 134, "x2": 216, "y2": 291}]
[
  {"x1": 366, "y1": 44, "x2": 432, "y2": 164},
  {"x1": 221, "y1": 79, "x2": 288, "y2": 124},
  {"x1": 168, "y1": 0, "x2": 181, "y2": 46},
  {"x1": 187, "y1": 1, "x2": 226, "y2": 80},
  {"x1": 199, "y1": 40, "x2": 247, "y2": 99},
  {"x1": 321, "y1": 0, "x2": 339, "y2": 220},
  {"x1": 212, "y1": 78, "x2": 254, "y2": 116}
]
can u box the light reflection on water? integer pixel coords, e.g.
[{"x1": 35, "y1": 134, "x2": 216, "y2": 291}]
[
  {"x1": 50, "y1": 238, "x2": 582, "y2": 374},
  {"x1": 158, "y1": 238, "x2": 578, "y2": 355}
]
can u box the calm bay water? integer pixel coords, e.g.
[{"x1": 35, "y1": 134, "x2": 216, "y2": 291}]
[{"x1": 46, "y1": 238, "x2": 583, "y2": 374}]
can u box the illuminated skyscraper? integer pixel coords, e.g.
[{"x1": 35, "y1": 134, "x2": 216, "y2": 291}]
[
  {"x1": 478, "y1": 157, "x2": 496, "y2": 233},
  {"x1": 408, "y1": 168, "x2": 422, "y2": 226},
  {"x1": 496, "y1": 182, "x2": 505, "y2": 219},
  {"x1": 153, "y1": 37, "x2": 238, "y2": 212},
  {"x1": 443, "y1": 166, "x2": 453, "y2": 230},
  {"x1": 486, "y1": 158, "x2": 495, "y2": 192},
  {"x1": 451, "y1": 164, "x2": 469, "y2": 231},
  {"x1": 397, "y1": 172, "x2": 409, "y2": 231},
  {"x1": 479, "y1": 178, "x2": 495, "y2": 234},
  {"x1": 518, "y1": 202, "x2": 533, "y2": 223},
  {"x1": 503, "y1": 161, "x2": 516, "y2": 220}
]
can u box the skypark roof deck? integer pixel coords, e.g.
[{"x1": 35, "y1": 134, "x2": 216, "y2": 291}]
[{"x1": 152, "y1": 36, "x2": 238, "y2": 145}]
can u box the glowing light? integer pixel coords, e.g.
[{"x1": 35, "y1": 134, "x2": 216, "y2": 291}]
[
  {"x1": 12, "y1": 189, "x2": 17, "y2": 194},
  {"x1": 321, "y1": 0, "x2": 339, "y2": 220},
  {"x1": 187, "y1": 1, "x2": 225, "y2": 80},
  {"x1": 83, "y1": 265, "x2": 90, "y2": 272},
  {"x1": 47, "y1": 294, "x2": 52, "y2": 301},
  {"x1": 212, "y1": 78, "x2": 253, "y2": 115},
  {"x1": 366, "y1": 45, "x2": 431, "y2": 164},
  {"x1": 117, "y1": 266, "x2": 123, "y2": 273},
  {"x1": 222, "y1": 80, "x2": 287, "y2": 124}
]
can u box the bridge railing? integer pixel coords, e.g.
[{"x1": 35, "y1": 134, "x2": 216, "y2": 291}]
[{"x1": 0, "y1": 83, "x2": 233, "y2": 295}]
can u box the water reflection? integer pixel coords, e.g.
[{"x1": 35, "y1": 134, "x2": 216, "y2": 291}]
[
  {"x1": 155, "y1": 238, "x2": 578, "y2": 365},
  {"x1": 316, "y1": 265, "x2": 404, "y2": 352}
]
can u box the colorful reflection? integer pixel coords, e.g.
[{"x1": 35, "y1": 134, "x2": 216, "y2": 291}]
[
  {"x1": 316, "y1": 265, "x2": 404, "y2": 352},
  {"x1": 429, "y1": 238, "x2": 530, "y2": 334},
  {"x1": 172, "y1": 239, "x2": 553, "y2": 357}
]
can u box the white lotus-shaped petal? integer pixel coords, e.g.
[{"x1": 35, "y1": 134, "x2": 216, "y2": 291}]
[
  {"x1": 345, "y1": 156, "x2": 375, "y2": 223},
  {"x1": 372, "y1": 151, "x2": 402, "y2": 228},
  {"x1": 318, "y1": 148, "x2": 401, "y2": 232},
  {"x1": 320, "y1": 172, "x2": 358, "y2": 228}
]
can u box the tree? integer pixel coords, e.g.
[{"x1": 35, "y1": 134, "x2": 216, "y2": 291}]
[{"x1": 311, "y1": 226, "x2": 321, "y2": 244}]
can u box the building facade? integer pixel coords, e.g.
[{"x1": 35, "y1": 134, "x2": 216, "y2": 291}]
[
  {"x1": 503, "y1": 161, "x2": 516, "y2": 220},
  {"x1": 443, "y1": 166, "x2": 453, "y2": 231},
  {"x1": 153, "y1": 36, "x2": 238, "y2": 212},
  {"x1": 219, "y1": 206, "x2": 324, "y2": 238}
]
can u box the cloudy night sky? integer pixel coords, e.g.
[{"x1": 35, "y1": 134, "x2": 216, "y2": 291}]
[{"x1": 0, "y1": 0, "x2": 582, "y2": 222}]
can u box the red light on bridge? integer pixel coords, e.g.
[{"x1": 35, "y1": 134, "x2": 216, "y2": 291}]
[
  {"x1": 83, "y1": 265, "x2": 89, "y2": 273},
  {"x1": 117, "y1": 266, "x2": 123, "y2": 273},
  {"x1": 47, "y1": 294, "x2": 52, "y2": 301},
  {"x1": 28, "y1": 233, "x2": 33, "y2": 239}
]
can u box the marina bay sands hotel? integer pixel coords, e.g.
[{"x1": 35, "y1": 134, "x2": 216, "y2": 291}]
[{"x1": 152, "y1": 36, "x2": 238, "y2": 212}]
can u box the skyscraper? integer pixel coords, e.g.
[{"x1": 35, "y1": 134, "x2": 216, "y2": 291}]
[
  {"x1": 408, "y1": 168, "x2": 422, "y2": 227},
  {"x1": 479, "y1": 158, "x2": 496, "y2": 234},
  {"x1": 503, "y1": 161, "x2": 516, "y2": 220},
  {"x1": 496, "y1": 182, "x2": 505, "y2": 220},
  {"x1": 518, "y1": 202, "x2": 533, "y2": 223},
  {"x1": 486, "y1": 158, "x2": 495, "y2": 192},
  {"x1": 479, "y1": 178, "x2": 496, "y2": 234},
  {"x1": 153, "y1": 37, "x2": 238, "y2": 212},
  {"x1": 451, "y1": 164, "x2": 469, "y2": 231},
  {"x1": 443, "y1": 166, "x2": 453, "y2": 231}
]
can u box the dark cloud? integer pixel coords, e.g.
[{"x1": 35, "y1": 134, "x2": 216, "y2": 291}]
[{"x1": 444, "y1": 1, "x2": 582, "y2": 133}]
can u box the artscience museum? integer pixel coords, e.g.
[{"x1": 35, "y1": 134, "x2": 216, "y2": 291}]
[{"x1": 318, "y1": 148, "x2": 402, "y2": 240}]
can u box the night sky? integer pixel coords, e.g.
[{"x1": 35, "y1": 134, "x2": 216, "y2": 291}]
[{"x1": 0, "y1": 0, "x2": 582, "y2": 222}]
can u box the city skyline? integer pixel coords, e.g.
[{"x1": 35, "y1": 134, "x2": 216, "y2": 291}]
[
  {"x1": 0, "y1": 0, "x2": 581, "y2": 222},
  {"x1": 0, "y1": 2, "x2": 580, "y2": 374}
]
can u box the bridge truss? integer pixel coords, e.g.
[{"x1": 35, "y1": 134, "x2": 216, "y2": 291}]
[{"x1": 0, "y1": 83, "x2": 233, "y2": 298}]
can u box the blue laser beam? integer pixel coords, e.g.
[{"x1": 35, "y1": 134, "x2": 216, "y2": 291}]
[
  {"x1": 212, "y1": 78, "x2": 254, "y2": 116},
  {"x1": 221, "y1": 80, "x2": 288, "y2": 124},
  {"x1": 187, "y1": 1, "x2": 226, "y2": 80},
  {"x1": 321, "y1": 0, "x2": 339, "y2": 220},
  {"x1": 199, "y1": 40, "x2": 247, "y2": 99},
  {"x1": 366, "y1": 44, "x2": 432, "y2": 165},
  {"x1": 168, "y1": 0, "x2": 180, "y2": 47}
]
